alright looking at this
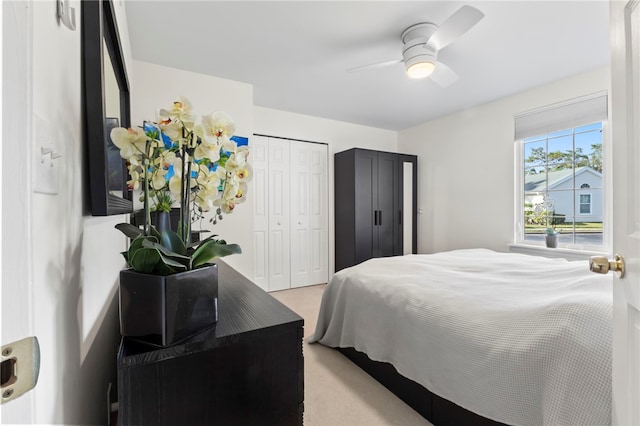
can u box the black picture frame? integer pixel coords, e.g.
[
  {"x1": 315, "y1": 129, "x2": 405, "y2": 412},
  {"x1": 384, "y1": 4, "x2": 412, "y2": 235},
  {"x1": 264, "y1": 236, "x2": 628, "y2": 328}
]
[{"x1": 82, "y1": 0, "x2": 133, "y2": 215}]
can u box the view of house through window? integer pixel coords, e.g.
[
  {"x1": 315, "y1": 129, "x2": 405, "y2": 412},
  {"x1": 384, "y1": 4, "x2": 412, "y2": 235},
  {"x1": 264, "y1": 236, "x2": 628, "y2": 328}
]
[{"x1": 522, "y1": 122, "x2": 603, "y2": 247}]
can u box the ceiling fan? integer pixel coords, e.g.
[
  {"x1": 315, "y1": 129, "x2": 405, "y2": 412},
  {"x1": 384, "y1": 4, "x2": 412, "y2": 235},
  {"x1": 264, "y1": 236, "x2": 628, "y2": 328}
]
[{"x1": 347, "y1": 5, "x2": 484, "y2": 87}]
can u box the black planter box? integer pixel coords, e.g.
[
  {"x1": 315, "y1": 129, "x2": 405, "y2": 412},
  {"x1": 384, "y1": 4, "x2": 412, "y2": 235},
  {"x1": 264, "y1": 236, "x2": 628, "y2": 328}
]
[{"x1": 119, "y1": 264, "x2": 219, "y2": 346}]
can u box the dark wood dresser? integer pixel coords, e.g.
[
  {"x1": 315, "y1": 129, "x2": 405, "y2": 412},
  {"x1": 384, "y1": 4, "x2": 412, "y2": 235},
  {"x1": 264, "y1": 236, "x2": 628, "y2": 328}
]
[{"x1": 116, "y1": 259, "x2": 304, "y2": 425}]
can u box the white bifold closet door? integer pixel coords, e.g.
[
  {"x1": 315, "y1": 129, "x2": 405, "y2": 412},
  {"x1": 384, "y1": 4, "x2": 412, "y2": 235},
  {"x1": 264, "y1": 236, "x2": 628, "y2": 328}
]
[
  {"x1": 290, "y1": 141, "x2": 328, "y2": 288},
  {"x1": 252, "y1": 135, "x2": 328, "y2": 292},
  {"x1": 266, "y1": 139, "x2": 291, "y2": 291}
]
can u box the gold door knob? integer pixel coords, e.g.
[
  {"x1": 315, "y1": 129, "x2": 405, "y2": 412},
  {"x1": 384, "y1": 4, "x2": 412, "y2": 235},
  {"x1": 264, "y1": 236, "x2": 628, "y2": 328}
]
[{"x1": 589, "y1": 254, "x2": 625, "y2": 278}]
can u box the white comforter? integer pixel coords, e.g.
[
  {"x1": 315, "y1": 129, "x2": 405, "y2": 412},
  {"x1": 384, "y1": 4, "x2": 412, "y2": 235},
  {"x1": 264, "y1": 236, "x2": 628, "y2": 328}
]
[{"x1": 310, "y1": 249, "x2": 612, "y2": 426}]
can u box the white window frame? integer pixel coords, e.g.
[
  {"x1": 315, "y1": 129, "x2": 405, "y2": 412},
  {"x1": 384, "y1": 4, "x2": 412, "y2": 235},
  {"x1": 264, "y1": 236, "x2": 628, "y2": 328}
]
[{"x1": 512, "y1": 92, "x2": 611, "y2": 257}]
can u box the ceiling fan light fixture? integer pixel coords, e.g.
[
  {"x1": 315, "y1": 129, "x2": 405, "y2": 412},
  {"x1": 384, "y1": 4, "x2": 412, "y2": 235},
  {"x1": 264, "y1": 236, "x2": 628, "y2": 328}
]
[
  {"x1": 406, "y1": 61, "x2": 435, "y2": 79},
  {"x1": 403, "y1": 44, "x2": 436, "y2": 79},
  {"x1": 346, "y1": 5, "x2": 483, "y2": 87}
]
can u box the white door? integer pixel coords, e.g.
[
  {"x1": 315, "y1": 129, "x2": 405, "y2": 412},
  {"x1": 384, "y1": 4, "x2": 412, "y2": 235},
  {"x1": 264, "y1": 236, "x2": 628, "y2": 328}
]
[
  {"x1": 1, "y1": 1, "x2": 35, "y2": 422},
  {"x1": 267, "y1": 138, "x2": 291, "y2": 291},
  {"x1": 253, "y1": 136, "x2": 329, "y2": 291},
  {"x1": 251, "y1": 136, "x2": 269, "y2": 291},
  {"x1": 290, "y1": 141, "x2": 328, "y2": 288},
  {"x1": 610, "y1": 1, "x2": 640, "y2": 424}
]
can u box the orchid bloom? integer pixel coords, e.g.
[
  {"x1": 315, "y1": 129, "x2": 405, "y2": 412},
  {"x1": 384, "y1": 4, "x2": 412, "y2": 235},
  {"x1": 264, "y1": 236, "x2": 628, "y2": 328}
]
[
  {"x1": 234, "y1": 164, "x2": 252, "y2": 183},
  {"x1": 159, "y1": 96, "x2": 195, "y2": 128},
  {"x1": 234, "y1": 146, "x2": 249, "y2": 163},
  {"x1": 112, "y1": 97, "x2": 249, "y2": 235},
  {"x1": 201, "y1": 112, "x2": 236, "y2": 147},
  {"x1": 168, "y1": 175, "x2": 182, "y2": 200},
  {"x1": 214, "y1": 197, "x2": 236, "y2": 214},
  {"x1": 222, "y1": 180, "x2": 239, "y2": 201},
  {"x1": 110, "y1": 127, "x2": 147, "y2": 159},
  {"x1": 224, "y1": 152, "x2": 252, "y2": 183},
  {"x1": 214, "y1": 165, "x2": 228, "y2": 182},
  {"x1": 195, "y1": 184, "x2": 219, "y2": 212},
  {"x1": 126, "y1": 166, "x2": 142, "y2": 190},
  {"x1": 233, "y1": 182, "x2": 248, "y2": 204},
  {"x1": 168, "y1": 162, "x2": 197, "y2": 201},
  {"x1": 158, "y1": 119, "x2": 182, "y2": 141},
  {"x1": 192, "y1": 166, "x2": 221, "y2": 211},
  {"x1": 194, "y1": 143, "x2": 221, "y2": 163},
  {"x1": 159, "y1": 150, "x2": 177, "y2": 169},
  {"x1": 150, "y1": 167, "x2": 168, "y2": 190}
]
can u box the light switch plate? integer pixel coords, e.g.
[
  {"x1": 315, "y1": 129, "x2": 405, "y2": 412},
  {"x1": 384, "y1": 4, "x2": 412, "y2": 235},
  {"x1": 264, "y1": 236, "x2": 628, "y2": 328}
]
[{"x1": 32, "y1": 115, "x2": 59, "y2": 195}]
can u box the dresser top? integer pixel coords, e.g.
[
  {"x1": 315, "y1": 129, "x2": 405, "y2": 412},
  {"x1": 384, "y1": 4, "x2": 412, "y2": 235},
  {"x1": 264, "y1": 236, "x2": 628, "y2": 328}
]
[{"x1": 118, "y1": 259, "x2": 304, "y2": 364}]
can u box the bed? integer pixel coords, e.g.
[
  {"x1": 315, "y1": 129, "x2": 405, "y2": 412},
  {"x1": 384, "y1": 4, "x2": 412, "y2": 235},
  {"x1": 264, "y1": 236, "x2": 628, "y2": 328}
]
[{"x1": 309, "y1": 248, "x2": 612, "y2": 426}]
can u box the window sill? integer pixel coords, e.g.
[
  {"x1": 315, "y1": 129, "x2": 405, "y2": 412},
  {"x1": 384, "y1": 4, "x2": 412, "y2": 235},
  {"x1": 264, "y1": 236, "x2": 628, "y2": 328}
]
[{"x1": 508, "y1": 243, "x2": 610, "y2": 261}]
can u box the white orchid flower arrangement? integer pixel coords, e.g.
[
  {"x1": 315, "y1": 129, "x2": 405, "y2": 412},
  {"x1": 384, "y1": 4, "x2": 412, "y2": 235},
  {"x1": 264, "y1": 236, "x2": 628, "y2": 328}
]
[{"x1": 110, "y1": 97, "x2": 251, "y2": 275}]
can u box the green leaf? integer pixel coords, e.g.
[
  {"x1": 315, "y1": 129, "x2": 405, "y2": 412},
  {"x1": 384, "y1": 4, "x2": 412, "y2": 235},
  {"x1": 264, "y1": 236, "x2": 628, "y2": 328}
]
[
  {"x1": 116, "y1": 223, "x2": 144, "y2": 240},
  {"x1": 129, "y1": 247, "x2": 161, "y2": 273},
  {"x1": 142, "y1": 238, "x2": 190, "y2": 262},
  {"x1": 160, "y1": 229, "x2": 187, "y2": 256},
  {"x1": 127, "y1": 235, "x2": 158, "y2": 266},
  {"x1": 141, "y1": 239, "x2": 191, "y2": 274},
  {"x1": 129, "y1": 235, "x2": 157, "y2": 254},
  {"x1": 149, "y1": 225, "x2": 162, "y2": 241},
  {"x1": 152, "y1": 261, "x2": 174, "y2": 276},
  {"x1": 155, "y1": 250, "x2": 188, "y2": 271},
  {"x1": 192, "y1": 240, "x2": 242, "y2": 269},
  {"x1": 186, "y1": 234, "x2": 217, "y2": 249}
]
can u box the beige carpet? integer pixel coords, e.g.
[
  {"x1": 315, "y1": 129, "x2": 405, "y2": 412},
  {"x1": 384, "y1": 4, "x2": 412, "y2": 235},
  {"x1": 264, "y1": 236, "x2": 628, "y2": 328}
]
[{"x1": 271, "y1": 285, "x2": 433, "y2": 426}]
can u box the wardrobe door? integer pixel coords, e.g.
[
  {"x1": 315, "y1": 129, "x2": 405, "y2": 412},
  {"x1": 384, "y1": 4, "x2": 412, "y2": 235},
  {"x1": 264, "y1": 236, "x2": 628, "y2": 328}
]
[
  {"x1": 353, "y1": 150, "x2": 377, "y2": 265},
  {"x1": 252, "y1": 136, "x2": 270, "y2": 291},
  {"x1": 290, "y1": 141, "x2": 328, "y2": 287},
  {"x1": 334, "y1": 149, "x2": 356, "y2": 272},
  {"x1": 334, "y1": 148, "x2": 417, "y2": 273},
  {"x1": 267, "y1": 139, "x2": 290, "y2": 291},
  {"x1": 376, "y1": 152, "x2": 399, "y2": 257}
]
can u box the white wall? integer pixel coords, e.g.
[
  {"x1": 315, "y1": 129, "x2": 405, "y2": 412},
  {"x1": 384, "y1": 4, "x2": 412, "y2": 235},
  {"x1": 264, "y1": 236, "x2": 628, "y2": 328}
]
[
  {"x1": 398, "y1": 66, "x2": 609, "y2": 255},
  {"x1": 8, "y1": 0, "x2": 134, "y2": 423},
  {"x1": 253, "y1": 106, "x2": 397, "y2": 276},
  {"x1": 2, "y1": 1, "x2": 34, "y2": 422},
  {"x1": 131, "y1": 60, "x2": 255, "y2": 278}
]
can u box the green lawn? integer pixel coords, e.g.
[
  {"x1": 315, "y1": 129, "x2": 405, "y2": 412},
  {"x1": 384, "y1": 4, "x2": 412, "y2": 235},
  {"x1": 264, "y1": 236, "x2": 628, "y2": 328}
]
[{"x1": 526, "y1": 222, "x2": 603, "y2": 234}]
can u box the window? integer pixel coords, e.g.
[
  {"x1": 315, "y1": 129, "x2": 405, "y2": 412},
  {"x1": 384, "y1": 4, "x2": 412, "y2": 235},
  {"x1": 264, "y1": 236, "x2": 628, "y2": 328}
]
[
  {"x1": 579, "y1": 194, "x2": 592, "y2": 214},
  {"x1": 515, "y1": 93, "x2": 607, "y2": 250}
]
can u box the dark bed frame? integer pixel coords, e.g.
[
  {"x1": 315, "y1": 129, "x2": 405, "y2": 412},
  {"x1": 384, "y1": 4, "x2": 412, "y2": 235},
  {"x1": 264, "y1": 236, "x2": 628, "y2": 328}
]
[{"x1": 337, "y1": 347, "x2": 507, "y2": 426}]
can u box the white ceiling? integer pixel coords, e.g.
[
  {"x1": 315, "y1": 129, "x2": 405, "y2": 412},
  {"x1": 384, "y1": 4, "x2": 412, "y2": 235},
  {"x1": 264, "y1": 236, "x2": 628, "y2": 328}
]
[{"x1": 124, "y1": 1, "x2": 610, "y2": 131}]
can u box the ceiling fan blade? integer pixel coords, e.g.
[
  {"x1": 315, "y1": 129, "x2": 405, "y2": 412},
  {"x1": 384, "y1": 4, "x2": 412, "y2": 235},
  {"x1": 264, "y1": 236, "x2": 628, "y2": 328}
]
[
  {"x1": 427, "y1": 5, "x2": 484, "y2": 51},
  {"x1": 429, "y1": 61, "x2": 458, "y2": 87},
  {"x1": 346, "y1": 59, "x2": 402, "y2": 73}
]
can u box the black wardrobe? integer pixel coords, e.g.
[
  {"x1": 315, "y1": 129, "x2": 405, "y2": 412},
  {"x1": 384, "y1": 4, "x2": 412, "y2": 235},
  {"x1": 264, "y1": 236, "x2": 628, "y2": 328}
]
[{"x1": 334, "y1": 148, "x2": 418, "y2": 272}]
